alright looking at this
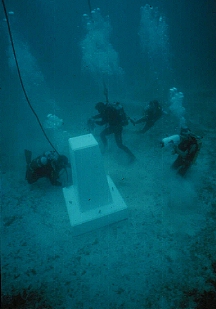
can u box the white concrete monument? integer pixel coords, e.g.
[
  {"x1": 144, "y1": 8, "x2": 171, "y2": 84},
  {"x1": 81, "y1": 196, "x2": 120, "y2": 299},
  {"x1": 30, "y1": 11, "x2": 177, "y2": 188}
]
[{"x1": 63, "y1": 134, "x2": 128, "y2": 235}]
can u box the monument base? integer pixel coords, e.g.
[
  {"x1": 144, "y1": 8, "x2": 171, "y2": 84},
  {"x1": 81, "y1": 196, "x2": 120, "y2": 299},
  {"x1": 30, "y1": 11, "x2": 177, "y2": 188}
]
[{"x1": 63, "y1": 176, "x2": 128, "y2": 236}]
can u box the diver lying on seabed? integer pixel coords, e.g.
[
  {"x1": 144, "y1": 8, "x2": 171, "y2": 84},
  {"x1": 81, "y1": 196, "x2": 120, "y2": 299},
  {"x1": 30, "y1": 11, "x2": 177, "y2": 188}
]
[{"x1": 25, "y1": 150, "x2": 70, "y2": 186}]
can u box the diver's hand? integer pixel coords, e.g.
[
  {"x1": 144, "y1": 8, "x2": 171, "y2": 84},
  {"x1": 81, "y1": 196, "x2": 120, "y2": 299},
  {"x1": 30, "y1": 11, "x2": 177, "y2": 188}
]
[
  {"x1": 171, "y1": 143, "x2": 178, "y2": 154},
  {"x1": 130, "y1": 118, "x2": 136, "y2": 126}
]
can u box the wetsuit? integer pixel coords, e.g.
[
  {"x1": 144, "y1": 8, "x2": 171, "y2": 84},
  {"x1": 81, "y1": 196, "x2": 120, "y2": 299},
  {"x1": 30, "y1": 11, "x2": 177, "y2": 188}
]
[
  {"x1": 172, "y1": 136, "x2": 199, "y2": 176},
  {"x1": 135, "y1": 102, "x2": 163, "y2": 133},
  {"x1": 93, "y1": 105, "x2": 135, "y2": 161},
  {"x1": 26, "y1": 152, "x2": 68, "y2": 185}
]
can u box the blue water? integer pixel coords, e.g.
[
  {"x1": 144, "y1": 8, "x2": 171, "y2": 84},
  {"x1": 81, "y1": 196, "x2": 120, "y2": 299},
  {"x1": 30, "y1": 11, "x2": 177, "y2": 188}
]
[{"x1": 1, "y1": 1, "x2": 216, "y2": 308}]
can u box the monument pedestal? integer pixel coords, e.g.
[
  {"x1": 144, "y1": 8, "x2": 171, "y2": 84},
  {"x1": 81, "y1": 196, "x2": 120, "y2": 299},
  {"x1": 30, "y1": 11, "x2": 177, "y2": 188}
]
[{"x1": 63, "y1": 134, "x2": 128, "y2": 236}]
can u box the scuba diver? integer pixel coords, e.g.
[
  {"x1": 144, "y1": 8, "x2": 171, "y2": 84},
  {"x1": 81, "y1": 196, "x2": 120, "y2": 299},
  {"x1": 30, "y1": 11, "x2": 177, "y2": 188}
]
[
  {"x1": 171, "y1": 126, "x2": 202, "y2": 176},
  {"x1": 25, "y1": 150, "x2": 70, "y2": 186},
  {"x1": 131, "y1": 100, "x2": 163, "y2": 133},
  {"x1": 88, "y1": 102, "x2": 136, "y2": 163}
]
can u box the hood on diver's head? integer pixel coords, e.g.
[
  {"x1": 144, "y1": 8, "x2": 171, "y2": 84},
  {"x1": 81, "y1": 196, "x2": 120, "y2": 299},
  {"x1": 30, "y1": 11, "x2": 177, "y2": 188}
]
[{"x1": 180, "y1": 126, "x2": 191, "y2": 137}]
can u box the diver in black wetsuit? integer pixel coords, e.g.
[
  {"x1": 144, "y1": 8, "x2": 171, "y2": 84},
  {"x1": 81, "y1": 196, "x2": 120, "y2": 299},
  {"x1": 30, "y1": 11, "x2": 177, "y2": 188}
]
[
  {"x1": 25, "y1": 150, "x2": 70, "y2": 186},
  {"x1": 131, "y1": 100, "x2": 163, "y2": 133},
  {"x1": 89, "y1": 102, "x2": 136, "y2": 162},
  {"x1": 171, "y1": 127, "x2": 202, "y2": 176}
]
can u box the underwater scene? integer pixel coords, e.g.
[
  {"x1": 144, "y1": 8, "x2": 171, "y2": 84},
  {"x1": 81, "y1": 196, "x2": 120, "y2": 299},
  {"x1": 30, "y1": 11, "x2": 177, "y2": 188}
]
[{"x1": 1, "y1": 0, "x2": 216, "y2": 308}]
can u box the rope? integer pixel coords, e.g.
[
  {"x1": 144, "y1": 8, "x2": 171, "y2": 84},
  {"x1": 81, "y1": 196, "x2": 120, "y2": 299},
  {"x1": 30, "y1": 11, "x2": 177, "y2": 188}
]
[{"x1": 1, "y1": 0, "x2": 59, "y2": 154}]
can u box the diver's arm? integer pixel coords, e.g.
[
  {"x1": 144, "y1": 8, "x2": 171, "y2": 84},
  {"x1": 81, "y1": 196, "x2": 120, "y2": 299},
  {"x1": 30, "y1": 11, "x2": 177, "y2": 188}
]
[
  {"x1": 94, "y1": 120, "x2": 106, "y2": 126},
  {"x1": 92, "y1": 114, "x2": 101, "y2": 120},
  {"x1": 49, "y1": 164, "x2": 62, "y2": 186},
  {"x1": 91, "y1": 114, "x2": 107, "y2": 126},
  {"x1": 174, "y1": 142, "x2": 198, "y2": 159},
  {"x1": 172, "y1": 144, "x2": 188, "y2": 159},
  {"x1": 188, "y1": 144, "x2": 197, "y2": 155},
  {"x1": 134, "y1": 116, "x2": 147, "y2": 124}
]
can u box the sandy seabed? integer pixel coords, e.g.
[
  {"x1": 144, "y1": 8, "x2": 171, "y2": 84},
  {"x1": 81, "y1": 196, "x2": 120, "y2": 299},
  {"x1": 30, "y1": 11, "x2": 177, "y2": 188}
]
[{"x1": 1, "y1": 93, "x2": 216, "y2": 309}]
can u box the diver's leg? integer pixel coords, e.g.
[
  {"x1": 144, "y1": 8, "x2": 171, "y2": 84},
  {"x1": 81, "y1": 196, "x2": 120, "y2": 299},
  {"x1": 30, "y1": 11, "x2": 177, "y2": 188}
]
[
  {"x1": 140, "y1": 120, "x2": 154, "y2": 133},
  {"x1": 171, "y1": 156, "x2": 183, "y2": 170},
  {"x1": 114, "y1": 130, "x2": 136, "y2": 161},
  {"x1": 100, "y1": 127, "x2": 113, "y2": 152},
  {"x1": 177, "y1": 163, "x2": 191, "y2": 176},
  {"x1": 26, "y1": 167, "x2": 39, "y2": 184}
]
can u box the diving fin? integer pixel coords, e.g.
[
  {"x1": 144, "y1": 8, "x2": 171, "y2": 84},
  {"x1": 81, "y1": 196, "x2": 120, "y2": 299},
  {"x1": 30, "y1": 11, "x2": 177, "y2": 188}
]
[{"x1": 24, "y1": 149, "x2": 32, "y2": 164}]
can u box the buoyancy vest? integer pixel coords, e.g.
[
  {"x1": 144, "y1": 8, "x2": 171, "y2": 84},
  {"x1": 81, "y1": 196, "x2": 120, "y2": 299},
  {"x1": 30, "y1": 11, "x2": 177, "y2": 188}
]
[{"x1": 107, "y1": 102, "x2": 129, "y2": 126}]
